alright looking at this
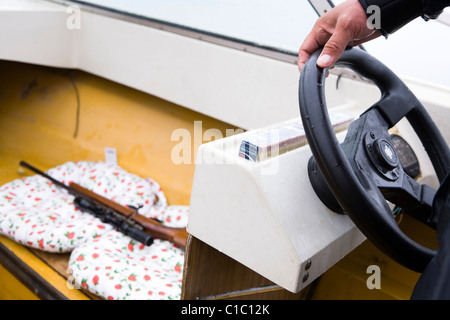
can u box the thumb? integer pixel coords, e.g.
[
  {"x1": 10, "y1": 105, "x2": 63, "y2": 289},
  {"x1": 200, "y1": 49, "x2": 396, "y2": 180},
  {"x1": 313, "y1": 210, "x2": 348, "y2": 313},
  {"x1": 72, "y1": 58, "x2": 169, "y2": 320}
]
[{"x1": 317, "y1": 27, "x2": 353, "y2": 68}]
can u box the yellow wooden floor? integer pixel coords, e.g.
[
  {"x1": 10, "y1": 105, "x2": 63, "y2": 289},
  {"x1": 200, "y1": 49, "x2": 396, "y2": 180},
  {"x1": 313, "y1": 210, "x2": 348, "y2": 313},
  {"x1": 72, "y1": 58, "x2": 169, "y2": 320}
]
[
  {"x1": 0, "y1": 264, "x2": 39, "y2": 300},
  {"x1": 0, "y1": 59, "x2": 239, "y2": 299},
  {"x1": 0, "y1": 59, "x2": 439, "y2": 300}
]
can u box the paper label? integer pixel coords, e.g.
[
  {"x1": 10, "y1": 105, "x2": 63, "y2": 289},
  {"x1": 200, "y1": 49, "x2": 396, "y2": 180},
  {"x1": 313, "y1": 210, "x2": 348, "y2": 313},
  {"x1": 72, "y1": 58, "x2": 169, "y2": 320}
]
[{"x1": 104, "y1": 147, "x2": 118, "y2": 166}]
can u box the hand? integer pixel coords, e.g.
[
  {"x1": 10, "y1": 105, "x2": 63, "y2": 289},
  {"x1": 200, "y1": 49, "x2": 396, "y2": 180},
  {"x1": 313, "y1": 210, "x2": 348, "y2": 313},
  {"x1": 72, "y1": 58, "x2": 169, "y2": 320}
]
[{"x1": 298, "y1": 0, "x2": 382, "y2": 73}]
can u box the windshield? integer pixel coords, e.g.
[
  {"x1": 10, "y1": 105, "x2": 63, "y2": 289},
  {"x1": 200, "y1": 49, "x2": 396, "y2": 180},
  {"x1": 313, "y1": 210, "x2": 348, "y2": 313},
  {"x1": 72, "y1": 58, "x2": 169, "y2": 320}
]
[
  {"x1": 62, "y1": 0, "x2": 450, "y2": 88},
  {"x1": 70, "y1": 0, "x2": 319, "y2": 55}
]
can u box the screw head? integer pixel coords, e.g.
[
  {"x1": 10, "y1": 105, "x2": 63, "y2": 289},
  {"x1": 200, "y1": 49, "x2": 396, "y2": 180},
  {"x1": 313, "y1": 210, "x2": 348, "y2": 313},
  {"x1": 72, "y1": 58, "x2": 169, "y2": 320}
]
[
  {"x1": 302, "y1": 272, "x2": 309, "y2": 283},
  {"x1": 305, "y1": 260, "x2": 312, "y2": 270}
]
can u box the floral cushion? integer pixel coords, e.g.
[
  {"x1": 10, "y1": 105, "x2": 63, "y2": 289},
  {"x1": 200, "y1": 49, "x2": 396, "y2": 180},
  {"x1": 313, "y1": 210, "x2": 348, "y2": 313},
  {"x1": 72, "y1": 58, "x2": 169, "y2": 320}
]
[
  {"x1": 0, "y1": 161, "x2": 165, "y2": 252},
  {"x1": 0, "y1": 161, "x2": 189, "y2": 300},
  {"x1": 68, "y1": 205, "x2": 188, "y2": 300}
]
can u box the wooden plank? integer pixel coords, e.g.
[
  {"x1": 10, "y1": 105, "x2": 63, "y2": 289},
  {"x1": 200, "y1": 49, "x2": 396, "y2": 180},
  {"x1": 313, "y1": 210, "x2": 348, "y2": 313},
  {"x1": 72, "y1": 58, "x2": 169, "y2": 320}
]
[
  {"x1": 181, "y1": 235, "x2": 310, "y2": 300},
  {"x1": 0, "y1": 236, "x2": 90, "y2": 300}
]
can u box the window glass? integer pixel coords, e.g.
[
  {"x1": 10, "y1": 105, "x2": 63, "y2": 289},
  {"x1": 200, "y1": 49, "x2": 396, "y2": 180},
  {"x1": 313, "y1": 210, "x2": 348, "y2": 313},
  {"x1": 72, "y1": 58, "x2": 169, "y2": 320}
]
[{"x1": 79, "y1": 0, "x2": 319, "y2": 54}]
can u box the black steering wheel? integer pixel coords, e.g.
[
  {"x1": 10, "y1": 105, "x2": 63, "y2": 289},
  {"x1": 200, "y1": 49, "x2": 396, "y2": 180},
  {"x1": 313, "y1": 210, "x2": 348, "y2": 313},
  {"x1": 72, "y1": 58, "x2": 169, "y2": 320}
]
[{"x1": 299, "y1": 47, "x2": 450, "y2": 272}]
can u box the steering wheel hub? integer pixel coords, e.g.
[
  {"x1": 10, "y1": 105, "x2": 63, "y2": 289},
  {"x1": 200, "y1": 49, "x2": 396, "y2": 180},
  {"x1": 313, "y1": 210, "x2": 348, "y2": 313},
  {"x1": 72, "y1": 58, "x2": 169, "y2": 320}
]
[{"x1": 364, "y1": 132, "x2": 400, "y2": 180}]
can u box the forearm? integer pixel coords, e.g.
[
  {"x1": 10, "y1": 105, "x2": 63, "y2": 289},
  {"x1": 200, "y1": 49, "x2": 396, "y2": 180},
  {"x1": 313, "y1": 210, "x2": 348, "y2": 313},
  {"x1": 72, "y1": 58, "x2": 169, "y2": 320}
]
[{"x1": 358, "y1": 0, "x2": 450, "y2": 35}]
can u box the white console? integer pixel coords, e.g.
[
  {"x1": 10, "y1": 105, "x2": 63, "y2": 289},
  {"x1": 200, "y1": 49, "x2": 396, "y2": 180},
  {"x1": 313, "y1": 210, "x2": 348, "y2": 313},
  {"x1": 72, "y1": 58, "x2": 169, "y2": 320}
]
[{"x1": 187, "y1": 115, "x2": 366, "y2": 293}]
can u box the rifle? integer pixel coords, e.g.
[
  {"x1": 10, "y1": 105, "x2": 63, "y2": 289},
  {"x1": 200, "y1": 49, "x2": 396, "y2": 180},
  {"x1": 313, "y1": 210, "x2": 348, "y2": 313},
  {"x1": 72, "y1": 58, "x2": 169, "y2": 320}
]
[{"x1": 19, "y1": 161, "x2": 188, "y2": 249}]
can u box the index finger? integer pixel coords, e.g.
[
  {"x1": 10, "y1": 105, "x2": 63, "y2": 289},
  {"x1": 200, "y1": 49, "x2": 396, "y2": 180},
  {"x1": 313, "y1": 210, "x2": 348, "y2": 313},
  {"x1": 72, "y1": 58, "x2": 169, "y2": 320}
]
[{"x1": 298, "y1": 32, "x2": 321, "y2": 73}]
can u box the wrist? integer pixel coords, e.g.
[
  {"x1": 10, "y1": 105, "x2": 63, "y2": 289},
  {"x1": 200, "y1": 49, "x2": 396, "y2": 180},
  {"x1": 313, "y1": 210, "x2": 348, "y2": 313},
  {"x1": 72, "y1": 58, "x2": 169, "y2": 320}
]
[{"x1": 358, "y1": 0, "x2": 423, "y2": 36}]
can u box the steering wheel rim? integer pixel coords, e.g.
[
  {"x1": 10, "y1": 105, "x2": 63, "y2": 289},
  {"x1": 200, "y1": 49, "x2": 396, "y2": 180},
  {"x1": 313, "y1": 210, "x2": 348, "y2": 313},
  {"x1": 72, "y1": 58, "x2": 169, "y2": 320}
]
[{"x1": 299, "y1": 47, "x2": 450, "y2": 272}]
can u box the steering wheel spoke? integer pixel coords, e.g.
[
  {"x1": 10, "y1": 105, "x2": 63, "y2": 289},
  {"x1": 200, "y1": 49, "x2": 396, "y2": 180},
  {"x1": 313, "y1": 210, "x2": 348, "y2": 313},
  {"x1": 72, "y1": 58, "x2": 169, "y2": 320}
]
[
  {"x1": 380, "y1": 174, "x2": 436, "y2": 229},
  {"x1": 369, "y1": 92, "x2": 416, "y2": 127}
]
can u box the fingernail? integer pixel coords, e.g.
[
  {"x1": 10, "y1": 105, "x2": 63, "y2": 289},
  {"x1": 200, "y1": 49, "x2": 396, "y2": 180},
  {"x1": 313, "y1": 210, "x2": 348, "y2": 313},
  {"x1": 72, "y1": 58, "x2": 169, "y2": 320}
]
[{"x1": 317, "y1": 54, "x2": 331, "y2": 67}]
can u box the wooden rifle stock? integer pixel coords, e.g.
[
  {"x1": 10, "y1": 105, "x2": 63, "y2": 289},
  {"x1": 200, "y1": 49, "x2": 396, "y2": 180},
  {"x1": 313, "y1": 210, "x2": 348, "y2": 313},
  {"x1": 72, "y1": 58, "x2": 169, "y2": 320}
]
[
  {"x1": 69, "y1": 183, "x2": 188, "y2": 249},
  {"x1": 19, "y1": 161, "x2": 188, "y2": 250}
]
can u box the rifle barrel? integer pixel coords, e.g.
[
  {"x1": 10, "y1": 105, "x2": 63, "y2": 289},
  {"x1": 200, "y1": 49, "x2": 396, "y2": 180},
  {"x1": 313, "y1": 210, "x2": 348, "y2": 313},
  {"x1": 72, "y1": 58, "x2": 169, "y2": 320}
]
[{"x1": 19, "y1": 161, "x2": 73, "y2": 193}]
